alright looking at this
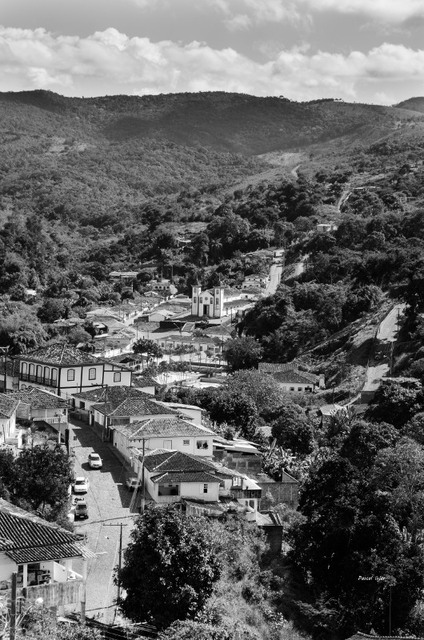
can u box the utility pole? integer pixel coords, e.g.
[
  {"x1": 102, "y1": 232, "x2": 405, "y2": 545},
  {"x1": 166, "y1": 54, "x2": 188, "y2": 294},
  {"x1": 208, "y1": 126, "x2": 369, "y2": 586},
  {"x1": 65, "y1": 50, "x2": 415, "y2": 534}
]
[
  {"x1": 9, "y1": 572, "x2": 17, "y2": 640},
  {"x1": 103, "y1": 522, "x2": 128, "y2": 621}
]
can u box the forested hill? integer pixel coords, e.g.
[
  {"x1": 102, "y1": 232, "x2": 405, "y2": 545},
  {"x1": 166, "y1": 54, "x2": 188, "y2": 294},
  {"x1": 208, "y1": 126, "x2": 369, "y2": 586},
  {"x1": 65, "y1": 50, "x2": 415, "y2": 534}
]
[{"x1": 2, "y1": 90, "x2": 424, "y2": 155}]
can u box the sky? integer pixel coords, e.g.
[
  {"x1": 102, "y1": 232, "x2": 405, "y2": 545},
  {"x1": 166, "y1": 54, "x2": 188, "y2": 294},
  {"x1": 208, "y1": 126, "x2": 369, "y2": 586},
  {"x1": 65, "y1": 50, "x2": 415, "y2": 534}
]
[{"x1": 1, "y1": 0, "x2": 424, "y2": 104}]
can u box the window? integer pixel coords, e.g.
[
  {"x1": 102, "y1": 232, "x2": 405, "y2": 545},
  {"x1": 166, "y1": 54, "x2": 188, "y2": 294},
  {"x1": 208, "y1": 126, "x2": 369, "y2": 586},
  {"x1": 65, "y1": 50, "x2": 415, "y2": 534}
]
[
  {"x1": 298, "y1": 387, "x2": 303, "y2": 391},
  {"x1": 203, "y1": 484, "x2": 208, "y2": 494},
  {"x1": 113, "y1": 372, "x2": 121, "y2": 383},
  {"x1": 196, "y1": 440, "x2": 209, "y2": 450},
  {"x1": 290, "y1": 387, "x2": 295, "y2": 391},
  {"x1": 67, "y1": 369, "x2": 75, "y2": 381},
  {"x1": 22, "y1": 363, "x2": 27, "y2": 374},
  {"x1": 29, "y1": 364, "x2": 35, "y2": 376},
  {"x1": 89, "y1": 368, "x2": 96, "y2": 380},
  {"x1": 193, "y1": 297, "x2": 197, "y2": 303},
  {"x1": 44, "y1": 367, "x2": 50, "y2": 379},
  {"x1": 183, "y1": 439, "x2": 190, "y2": 446},
  {"x1": 200, "y1": 297, "x2": 203, "y2": 303},
  {"x1": 36, "y1": 365, "x2": 42, "y2": 378},
  {"x1": 51, "y1": 369, "x2": 57, "y2": 383}
]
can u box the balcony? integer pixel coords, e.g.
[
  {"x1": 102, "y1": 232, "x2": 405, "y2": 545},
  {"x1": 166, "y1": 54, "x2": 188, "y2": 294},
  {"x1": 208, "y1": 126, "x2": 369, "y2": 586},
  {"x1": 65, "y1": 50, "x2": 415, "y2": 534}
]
[{"x1": 20, "y1": 373, "x2": 56, "y2": 387}]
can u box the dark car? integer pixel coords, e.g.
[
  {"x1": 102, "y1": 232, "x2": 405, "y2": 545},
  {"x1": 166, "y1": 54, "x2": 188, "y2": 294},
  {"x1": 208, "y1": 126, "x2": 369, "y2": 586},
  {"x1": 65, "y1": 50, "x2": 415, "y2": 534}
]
[{"x1": 74, "y1": 499, "x2": 88, "y2": 520}]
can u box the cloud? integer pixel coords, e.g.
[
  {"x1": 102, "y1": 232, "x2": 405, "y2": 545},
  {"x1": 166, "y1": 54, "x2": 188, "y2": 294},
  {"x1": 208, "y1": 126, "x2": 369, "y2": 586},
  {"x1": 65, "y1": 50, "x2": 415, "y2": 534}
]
[
  {"x1": 297, "y1": 0, "x2": 424, "y2": 23},
  {"x1": 1, "y1": 26, "x2": 424, "y2": 103},
  {"x1": 209, "y1": 0, "x2": 301, "y2": 29}
]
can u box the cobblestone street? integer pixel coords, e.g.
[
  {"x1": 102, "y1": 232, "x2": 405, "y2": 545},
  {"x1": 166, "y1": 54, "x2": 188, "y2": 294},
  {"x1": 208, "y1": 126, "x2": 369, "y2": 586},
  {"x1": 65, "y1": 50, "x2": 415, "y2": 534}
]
[{"x1": 69, "y1": 417, "x2": 139, "y2": 624}]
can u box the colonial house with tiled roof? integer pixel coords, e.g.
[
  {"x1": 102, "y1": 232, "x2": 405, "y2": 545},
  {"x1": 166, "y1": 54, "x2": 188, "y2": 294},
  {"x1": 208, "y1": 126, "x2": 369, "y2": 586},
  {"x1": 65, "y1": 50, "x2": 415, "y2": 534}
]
[
  {"x1": 0, "y1": 394, "x2": 20, "y2": 448},
  {"x1": 0, "y1": 499, "x2": 92, "y2": 609},
  {"x1": 259, "y1": 362, "x2": 324, "y2": 393},
  {"x1": 71, "y1": 385, "x2": 179, "y2": 441},
  {"x1": 140, "y1": 450, "x2": 262, "y2": 516},
  {"x1": 8, "y1": 386, "x2": 69, "y2": 446},
  {"x1": 114, "y1": 416, "x2": 214, "y2": 464},
  {"x1": 142, "y1": 450, "x2": 229, "y2": 504},
  {"x1": 15, "y1": 344, "x2": 131, "y2": 399}
]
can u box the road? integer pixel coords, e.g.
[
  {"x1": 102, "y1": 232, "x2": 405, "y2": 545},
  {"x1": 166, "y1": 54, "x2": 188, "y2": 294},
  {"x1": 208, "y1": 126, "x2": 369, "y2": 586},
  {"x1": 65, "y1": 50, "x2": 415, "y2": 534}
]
[
  {"x1": 69, "y1": 417, "x2": 139, "y2": 624},
  {"x1": 265, "y1": 262, "x2": 282, "y2": 295},
  {"x1": 362, "y1": 303, "x2": 405, "y2": 396}
]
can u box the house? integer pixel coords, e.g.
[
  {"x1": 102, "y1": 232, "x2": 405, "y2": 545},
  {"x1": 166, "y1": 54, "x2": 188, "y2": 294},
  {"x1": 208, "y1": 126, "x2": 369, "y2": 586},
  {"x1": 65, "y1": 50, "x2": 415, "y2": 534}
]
[
  {"x1": 161, "y1": 402, "x2": 204, "y2": 426},
  {"x1": 131, "y1": 374, "x2": 157, "y2": 395},
  {"x1": 109, "y1": 271, "x2": 139, "y2": 291},
  {"x1": 145, "y1": 279, "x2": 178, "y2": 296},
  {"x1": 213, "y1": 437, "x2": 262, "y2": 474},
  {"x1": 316, "y1": 222, "x2": 338, "y2": 234},
  {"x1": 142, "y1": 450, "x2": 231, "y2": 505},
  {"x1": 242, "y1": 275, "x2": 268, "y2": 290},
  {"x1": 255, "y1": 470, "x2": 299, "y2": 509},
  {"x1": 114, "y1": 416, "x2": 215, "y2": 464},
  {"x1": 318, "y1": 403, "x2": 348, "y2": 426},
  {"x1": 15, "y1": 344, "x2": 132, "y2": 399},
  {"x1": 0, "y1": 394, "x2": 20, "y2": 448},
  {"x1": 259, "y1": 362, "x2": 324, "y2": 393},
  {"x1": 71, "y1": 385, "x2": 178, "y2": 440},
  {"x1": 0, "y1": 499, "x2": 91, "y2": 610},
  {"x1": 141, "y1": 450, "x2": 262, "y2": 516},
  {"x1": 0, "y1": 359, "x2": 19, "y2": 393},
  {"x1": 8, "y1": 386, "x2": 69, "y2": 446}
]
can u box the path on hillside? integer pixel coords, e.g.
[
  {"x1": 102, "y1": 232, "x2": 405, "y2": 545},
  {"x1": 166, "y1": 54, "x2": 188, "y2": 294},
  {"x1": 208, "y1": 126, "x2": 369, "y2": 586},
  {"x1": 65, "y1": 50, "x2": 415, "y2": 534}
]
[
  {"x1": 362, "y1": 303, "x2": 405, "y2": 397},
  {"x1": 265, "y1": 262, "x2": 283, "y2": 295},
  {"x1": 223, "y1": 151, "x2": 306, "y2": 195}
]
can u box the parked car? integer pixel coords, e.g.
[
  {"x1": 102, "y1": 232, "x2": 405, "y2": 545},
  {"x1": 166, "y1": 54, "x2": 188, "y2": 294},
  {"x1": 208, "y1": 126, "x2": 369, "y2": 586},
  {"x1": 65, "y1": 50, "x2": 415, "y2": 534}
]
[
  {"x1": 74, "y1": 499, "x2": 88, "y2": 520},
  {"x1": 126, "y1": 477, "x2": 141, "y2": 491},
  {"x1": 73, "y1": 477, "x2": 89, "y2": 494},
  {"x1": 88, "y1": 453, "x2": 103, "y2": 469}
]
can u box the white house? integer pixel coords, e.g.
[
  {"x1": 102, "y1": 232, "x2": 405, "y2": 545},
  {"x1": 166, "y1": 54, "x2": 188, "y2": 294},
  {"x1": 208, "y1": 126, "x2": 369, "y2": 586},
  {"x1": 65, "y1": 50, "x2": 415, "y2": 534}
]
[
  {"x1": 142, "y1": 450, "x2": 226, "y2": 504},
  {"x1": 258, "y1": 363, "x2": 324, "y2": 393},
  {"x1": 114, "y1": 416, "x2": 214, "y2": 465},
  {"x1": 8, "y1": 386, "x2": 69, "y2": 445},
  {"x1": 0, "y1": 394, "x2": 19, "y2": 447},
  {"x1": 0, "y1": 499, "x2": 90, "y2": 602},
  {"x1": 141, "y1": 450, "x2": 262, "y2": 515},
  {"x1": 16, "y1": 344, "x2": 132, "y2": 399}
]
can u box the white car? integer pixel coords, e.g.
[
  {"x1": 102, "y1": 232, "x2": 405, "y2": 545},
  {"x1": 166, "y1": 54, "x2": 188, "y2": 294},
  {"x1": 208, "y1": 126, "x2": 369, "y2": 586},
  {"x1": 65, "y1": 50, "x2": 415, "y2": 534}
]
[
  {"x1": 73, "y1": 477, "x2": 89, "y2": 494},
  {"x1": 126, "y1": 477, "x2": 141, "y2": 491},
  {"x1": 88, "y1": 453, "x2": 103, "y2": 469}
]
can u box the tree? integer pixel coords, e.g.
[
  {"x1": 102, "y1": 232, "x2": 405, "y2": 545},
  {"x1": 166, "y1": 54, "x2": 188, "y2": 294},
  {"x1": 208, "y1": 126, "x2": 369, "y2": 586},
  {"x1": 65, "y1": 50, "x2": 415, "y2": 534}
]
[
  {"x1": 223, "y1": 337, "x2": 263, "y2": 371},
  {"x1": 117, "y1": 506, "x2": 221, "y2": 629},
  {"x1": 288, "y1": 424, "x2": 424, "y2": 637},
  {"x1": 271, "y1": 403, "x2": 314, "y2": 456},
  {"x1": 224, "y1": 369, "x2": 284, "y2": 414},
  {"x1": 208, "y1": 390, "x2": 258, "y2": 438},
  {"x1": 133, "y1": 338, "x2": 163, "y2": 361},
  {"x1": 365, "y1": 380, "x2": 424, "y2": 429},
  {"x1": 158, "y1": 621, "x2": 231, "y2": 640},
  {"x1": 10, "y1": 444, "x2": 73, "y2": 520}
]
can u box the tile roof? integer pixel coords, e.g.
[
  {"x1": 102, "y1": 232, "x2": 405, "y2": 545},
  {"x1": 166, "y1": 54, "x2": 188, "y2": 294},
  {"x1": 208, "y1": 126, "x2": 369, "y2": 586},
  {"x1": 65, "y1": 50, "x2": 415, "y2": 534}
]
[
  {"x1": 151, "y1": 471, "x2": 221, "y2": 484},
  {"x1": 259, "y1": 363, "x2": 319, "y2": 383},
  {"x1": 144, "y1": 450, "x2": 214, "y2": 473},
  {"x1": 91, "y1": 391, "x2": 177, "y2": 418},
  {"x1": 16, "y1": 344, "x2": 101, "y2": 366},
  {"x1": 273, "y1": 370, "x2": 318, "y2": 385},
  {"x1": 9, "y1": 386, "x2": 67, "y2": 410},
  {"x1": 0, "y1": 394, "x2": 19, "y2": 419},
  {"x1": 115, "y1": 417, "x2": 213, "y2": 439},
  {"x1": 131, "y1": 375, "x2": 158, "y2": 388},
  {"x1": 0, "y1": 499, "x2": 88, "y2": 564}
]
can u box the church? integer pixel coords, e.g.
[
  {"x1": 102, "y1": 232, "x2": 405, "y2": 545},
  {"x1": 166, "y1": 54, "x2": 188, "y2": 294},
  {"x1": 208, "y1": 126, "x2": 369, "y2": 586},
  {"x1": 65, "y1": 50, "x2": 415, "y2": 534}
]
[{"x1": 191, "y1": 285, "x2": 257, "y2": 320}]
